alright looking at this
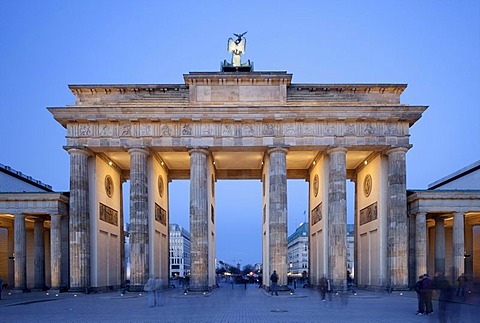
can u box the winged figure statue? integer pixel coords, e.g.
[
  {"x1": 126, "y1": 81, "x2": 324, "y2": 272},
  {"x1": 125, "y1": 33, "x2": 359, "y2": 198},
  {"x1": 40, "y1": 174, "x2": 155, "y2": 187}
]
[{"x1": 227, "y1": 32, "x2": 247, "y2": 67}]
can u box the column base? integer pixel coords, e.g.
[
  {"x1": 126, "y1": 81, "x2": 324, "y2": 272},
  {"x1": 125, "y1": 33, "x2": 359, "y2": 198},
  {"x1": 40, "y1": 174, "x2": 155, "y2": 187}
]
[
  {"x1": 33, "y1": 285, "x2": 49, "y2": 292},
  {"x1": 187, "y1": 286, "x2": 211, "y2": 293},
  {"x1": 68, "y1": 286, "x2": 95, "y2": 294},
  {"x1": 129, "y1": 285, "x2": 147, "y2": 293}
]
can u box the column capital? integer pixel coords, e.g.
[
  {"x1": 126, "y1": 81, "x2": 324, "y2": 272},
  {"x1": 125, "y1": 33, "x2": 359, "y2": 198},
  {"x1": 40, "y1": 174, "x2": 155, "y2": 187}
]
[
  {"x1": 127, "y1": 147, "x2": 150, "y2": 155},
  {"x1": 13, "y1": 212, "x2": 26, "y2": 219},
  {"x1": 188, "y1": 147, "x2": 210, "y2": 156},
  {"x1": 34, "y1": 217, "x2": 46, "y2": 223},
  {"x1": 326, "y1": 146, "x2": 348, "y2": 155},
  {"x1": 64, "y1": 146, "x2": 92, "y2": 156},
  {"x1": 385, "y1": 146, "x2": 409, "y2": 155},
  {"x1": 267, "y1": 146, "x2": 289, "y2": 155}
]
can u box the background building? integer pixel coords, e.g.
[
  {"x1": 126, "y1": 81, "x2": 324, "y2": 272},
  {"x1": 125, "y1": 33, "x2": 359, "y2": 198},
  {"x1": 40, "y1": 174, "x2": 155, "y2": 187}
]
[
  {"x1": 0, "y1": 163, "x2": 69, "y2": 291},
  {"x1": 347, "y1": 224, "x2": 354, "y2": 277},
  {"x1": 169, "y1": 223, "x2": 191, "y2": 278},
  {"x1": 287, "y1": 222, "x2": 309, "y2": 277},
  {"x1": 408, "y1": 160, "x2": 480, "y2": 286}
]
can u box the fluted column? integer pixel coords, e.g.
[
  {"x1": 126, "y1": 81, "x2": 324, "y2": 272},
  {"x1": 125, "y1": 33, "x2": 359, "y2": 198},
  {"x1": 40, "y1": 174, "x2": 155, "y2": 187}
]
[
  {"x1": 386, "y1": 147, "x2": 408, "y2": 289},
  {"x1": 129, "y1": 147, "x2": 150, "y2": 291},
  {"x1": 415, "y1": 213, "x2": 427, "y2": 278},
  {"x1": 14, "y1": 213, "x2": 27, "y2": 291},
  {"x1": 68, "y1": 147, "x2": 91, "y2": 292},
  {"x1": 327, "y1": 147, "x2": 347, "y2": 290},
  {"x1": 189, "y1": 148, "x2": 209, "y2": 291},
  {"x1": 452, "y1": 212, "x2": 465, "y2": 284},
  {"x1": 33, "y1": 218, "x2": 46, "y2": 290},
  {"x1": 60, "y1": 215, "x2": 69, "y2": 289},
  {"x1": 50, "y1": 214, "x2": 62, "y2": 290},
  {"x1": 434, "y1": 217, "x2": 445, "y2": 273},
  {"x1": 267, "y1": 147, "x2": 288, "y2": 287}
]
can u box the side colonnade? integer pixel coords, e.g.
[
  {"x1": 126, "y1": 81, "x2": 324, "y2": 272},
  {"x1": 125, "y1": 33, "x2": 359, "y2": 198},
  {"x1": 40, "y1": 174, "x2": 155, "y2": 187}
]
[
  {"x1": 408, "y1": 191, "x2": 480, "y2": 286},
  {"x1": 0, "y1": 194, "x2": 69, "y2": 292}
]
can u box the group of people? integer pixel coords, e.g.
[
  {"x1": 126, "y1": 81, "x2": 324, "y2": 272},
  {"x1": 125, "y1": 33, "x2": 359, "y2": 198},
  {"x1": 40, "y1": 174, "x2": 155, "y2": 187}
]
[
  {"x1": 414, "y1": 274, "x2": 435, "y2": 315},
  {"x1": 414, "y1": 272, "x2": 467, "y2": 316}
]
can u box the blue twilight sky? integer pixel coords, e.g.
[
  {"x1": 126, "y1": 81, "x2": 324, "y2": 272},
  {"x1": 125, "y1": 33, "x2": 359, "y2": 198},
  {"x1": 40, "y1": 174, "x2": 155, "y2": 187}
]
[{"x1": 1, "y1": 1, "x2": 479, "y2": 266}]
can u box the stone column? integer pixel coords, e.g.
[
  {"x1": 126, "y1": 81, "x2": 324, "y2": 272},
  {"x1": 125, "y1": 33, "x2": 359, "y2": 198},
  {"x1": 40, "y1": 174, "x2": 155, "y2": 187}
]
[
  {"x1": 60, "y1": 215, "x2": 69, "y2": 289},
  {"x1": 408, "y1": 213, "x2": 416, "y2": 287},
  {"x1": 129, "y1": 147, "x2": 150, "y2": 291},
  {"x1": 452, "y1": 212, "x2": 465, "y2": 284},
  {"x1": 267, "y1": 147, "x2": 288, "y2": 287},
  {"x1": 353, "y1": 175, "x2": 358, "y2": 287},
  {"x1": 68, "y1": 147, "x2": 91, "y2": 292},
  {"x1": 434, "y1": 217, "x2": 445, "y2": 273},
  {"x1": 33, "y1": 218, "x2": 46, "y2": 290},
  {"x1": 14, "y1": 213, "x2": 27, "y2": 291},
  {"x1": 327, "y1": 147, "x2": 347, "y2": 290},
  {"x1": 189, "y1": 148, "x2": 209, "y2": 291},
  {"x1": 119, "y1": 177, "x2": 126, "y2": 288},
  {"x1": 7, "y1": 226, "x2": 14, "y2": 288},
  {"x1": 415, "y1": 213, "x2": 427, "y2": 278},
  {"x1": 386, "y1": 147, "x2": 408, "y2": 289},
  {"x1": 50, "y1": 214, "x2": 62, "y2": 291}
]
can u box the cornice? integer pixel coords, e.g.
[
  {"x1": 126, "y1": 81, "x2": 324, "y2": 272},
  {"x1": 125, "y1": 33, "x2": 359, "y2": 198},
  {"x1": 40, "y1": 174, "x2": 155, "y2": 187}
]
[{"x1": 48, "y1": 105, "x2": 427, "y2": 127}]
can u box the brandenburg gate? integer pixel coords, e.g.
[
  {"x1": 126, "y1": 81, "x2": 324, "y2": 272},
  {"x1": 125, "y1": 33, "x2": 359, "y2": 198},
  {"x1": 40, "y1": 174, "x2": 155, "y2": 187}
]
[
  {"x1": 49, "y1": 66, "x2": 426, "y2": 292},
  {"x1": 50, "y1": 33, "x2": 427, "y2": 293}
]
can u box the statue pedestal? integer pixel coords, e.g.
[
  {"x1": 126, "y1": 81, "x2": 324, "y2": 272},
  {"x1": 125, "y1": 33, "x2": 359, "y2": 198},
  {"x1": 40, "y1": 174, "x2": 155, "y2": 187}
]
[{"x1": 221, "y1": 60, "x2": 253, "y2": 72}]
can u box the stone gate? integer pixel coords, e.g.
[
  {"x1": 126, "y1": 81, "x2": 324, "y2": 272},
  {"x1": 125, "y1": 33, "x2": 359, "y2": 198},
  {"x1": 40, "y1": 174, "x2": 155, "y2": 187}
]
[{"x1": 49, "y1": 70, "x2": 426, "y2": 291}]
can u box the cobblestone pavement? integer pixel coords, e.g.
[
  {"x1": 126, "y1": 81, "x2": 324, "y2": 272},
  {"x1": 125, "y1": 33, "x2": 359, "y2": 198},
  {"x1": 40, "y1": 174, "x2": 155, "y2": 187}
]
[{"x1": 1, "y1": 283, "x2": 479, "y2": 322}]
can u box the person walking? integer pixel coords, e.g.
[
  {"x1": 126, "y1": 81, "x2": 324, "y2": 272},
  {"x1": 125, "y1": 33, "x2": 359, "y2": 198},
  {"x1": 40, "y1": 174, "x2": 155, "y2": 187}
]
[
  {"x1": 456, "y1": 273, "x2": 467, "y2": 297},
  {"x1": 144, "y1": 276, "x2": 156, "y2": 307},
  {"x1": 154, "y1": 277, "x2": 162, "y2": 307},
  {"x1": 270, "y1": 270, "x2": 279, "y2": 296},
  {"x1": 319, "y1": 275, "x2": 327, "y2": 301},
  {"x1": 0, "y1": 275, "x2": 3, "y2": 300},
  {"x1": 421, "y1": 274, "x2": 434, "y2": 315},
  {"x1": 435, "y1": 272, "x2": 452, "y2": 319},
  {"x1": 414, "y1": 275, "x2": 424, "y2": 315}
]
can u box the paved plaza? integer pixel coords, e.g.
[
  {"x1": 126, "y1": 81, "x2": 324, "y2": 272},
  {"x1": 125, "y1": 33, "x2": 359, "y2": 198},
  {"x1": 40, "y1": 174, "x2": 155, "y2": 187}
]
[{"x1": 1, "y1": 283, "x2": 479, "y2": 322}]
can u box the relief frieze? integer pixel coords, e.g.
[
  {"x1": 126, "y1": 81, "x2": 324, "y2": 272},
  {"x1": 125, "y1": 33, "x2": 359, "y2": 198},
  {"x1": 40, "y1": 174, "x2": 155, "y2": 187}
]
[
  {"x1": 263, "y1": 123, "x2": 275, "y2": 136},
  {"x1": 120, "y1": 124, "x2": 131, "y2": 136},
  {"x1": 284, "y1": 123, "x2": 296, "y2": 135},
  {"x1": 345, "y1": 124, "x2": 355, "y2": 135},
  {"x1": 359, "y1": 202, "x2": 378, "y2": 226},
  {"x1": 161, "y1": 124, "x2": 172, "y2": 136},
  {"x1": 69, "y1": 121, "x2": 403, "y2": 139},
  {"x1": 99, "y1": 124, "x2": 114, "y2": 136},
  {"x1": 222, "y1": 124, "x2": 234, "y2": 136},
  {"x1": 79, "y1": 124, "x2": 92, "y2": 136},
  {"x1": 181, "y1": 124, "x2": 192, "y2": 136},
  {"x1": 140, "y1": 124, "x2": 152, "y2": 136},
  {"x1": 364, "y1": 123, "x2": 375, "y2": 135},
  {"x1": 311, "y1": 202, "x2": 322, "y2": 225},
  {"x1": 155, "y1": 203, "x2": 167, "y2": 226},
  {"x1": 99, "y1": 203, "x2": 118, "y2": 226},
  {"x1": 202, "y1": 124, "x2": 213, "y2": 136},
  {"x1": 242, "y1": 124, "x2": 255, "y2": 136}
]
